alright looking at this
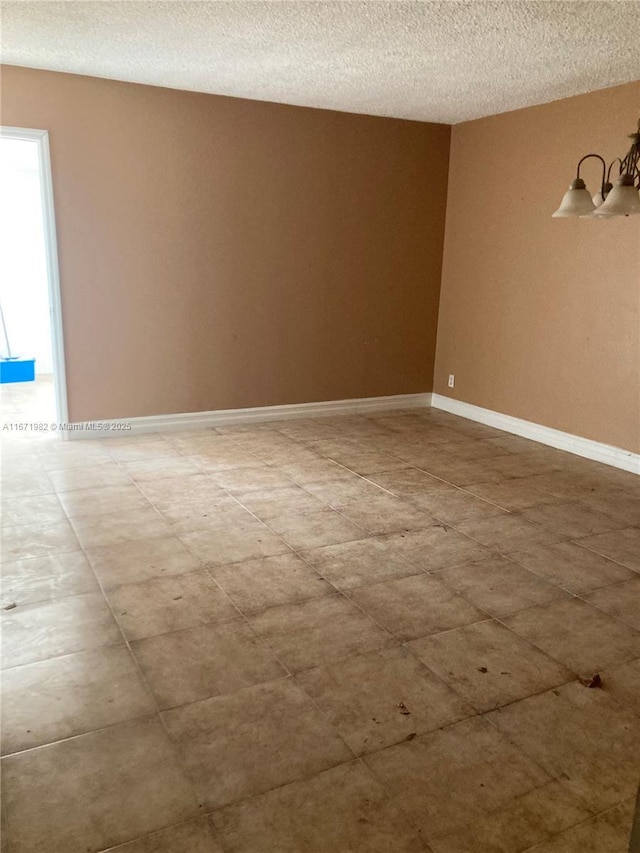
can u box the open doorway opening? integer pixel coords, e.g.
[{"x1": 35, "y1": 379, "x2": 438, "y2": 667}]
[{"x1": 0, "y1": 128, "x2": 67, "y2": 435}]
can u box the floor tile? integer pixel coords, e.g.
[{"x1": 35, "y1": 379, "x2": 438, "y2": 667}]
[
  {"x1": 430, "y1": 781, "x2": 590, "y2": 853},
  {"x1": 517, "y1": 816, "x2": 629, "y2": 853},
  {"x1": 154, "y1": 498, "x2": 252, "y2": 533},
  {"x1": 408, "y1": 490, "x2": 508, "y2": 524},
  {"x1": 71, "y1": 507, "x2": 173, "y2": 549},
  {"x1": 296, "y1": 645, "x2": 474, "y2": 755},
  {"x1": 163, "y1": 678, "x2": 352, "y2": 809},
  {"x1": 208, "y1": 466, "x2": 296, "y2": 492},
  {"x1": 366, "y1": 468, "x2": 450, "y2": 496},
  {"x1": 600, "y1": 658, "x2": 640, "y2": 714},
  {"x1": 48, "y1": 464, "x2": 131, "y2": 492},
  {"x1": 234, "y1": 485, "x2": 325, "y2": 518},
  {"x1": 1, "y1": 592, "x2": 123, "y2": 669},
  {"x1": 57, "y1": 485, "x2": 150, "y2": 518},
  {"x1": 248, "y1": 594, "x2": 395, "y2": 672},
  {"x1": 337, "y1": 494, "x2": 434, "y2": 535},
  {"x1": 382, "y1": 525, "x2": 493, "y2": 571},
  {"x1": 502, "y1": 598, "x2": 640, "y2": 676},
  {"x1": 1, "y1": 494, "x2": 66, "y2": 528},
  {"x1": 210, "y1": 553, "x2": 332, "y2": 612},
  {"x1": 86, "y1": 536, "x2": 203, "y2": 588},
  {"x1": 302, "y1": 477, "x2": 389, "y2": 506},
  {"x1": 364, "y1": 716, "x2": 550, "y2": 846},
  {"x1": 211, "y1": 761, "x2": 427, "y2": 853},
  {"x1": 302, "y1": 537, "x2": 421, "y2": 589},
  {"x1": 98, "y1": 818, "x2": 223, "y2": 852},
  {"x1": 463, "y1": 477, "x2": 561, "y2": 510},
  {"x1": 179, "y1": 521, "x2": 290, "y2": 566},
  {"x1": 521, "y1": 501, "x2": 625, "y2": 538},
  {"x1": 507, "y1": 541, "x2": 635, "y2": 594},
  {"x1": 1, "y1": 520, "x2": 80, "y2": 561},
  {"x1": 438, "y1": 556, "x2": 570, "y2": 616},
  {"x1": 577, "y1": 528, "x2": 640, "y2": 572},
  {"x1": 267, "y1": 508, "x2": 366, "y2": 550},
  {"x1": 131, "y1": 619, "x2": 285, "y2": 709},
  {"x1": 1, "y1": 718, "x2": 198, "y2": 853},
  {"x1": 1, "y1": 646, "x2": 155, "y2": 754},
  {"x1": 487, "y1": 681, "x2": 640, "y2": 812},
  {"x1": 582, "y1": 577, "x2": 640, "y2": 630},
  {"x1": 124, "y1": 456, "x2": 203, "y2": 482},
  {"x1": 454, "y1": 515, "x2": 563, "y2": 552},
  {"x1": 349, "y1": 574, "x2": 486, "y2": 641},
  {"x1": 108, "y1": 439, "x2": 180, "y2": 463},
  {"x1": 410, "y1": 620, "x2": 574, "y2": 712},
  {"x1": 107, "y1": 571, "x2": 238, "y2": 640},
  {"x1": 0, "y1": 552, "x2": 99, "y2": 607}
]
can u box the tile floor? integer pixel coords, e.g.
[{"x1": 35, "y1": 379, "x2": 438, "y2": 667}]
[{"x1": 1, "y1": 407, "x2": 639, "y2": 852}]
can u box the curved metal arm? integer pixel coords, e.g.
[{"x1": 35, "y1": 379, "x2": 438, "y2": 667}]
[{"x1": 576, "y1": 153, "x2": 607, "y2": 194}]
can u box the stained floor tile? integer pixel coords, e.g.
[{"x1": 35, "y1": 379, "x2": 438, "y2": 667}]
[
  {"x1": 410, "y1": 620, "x2": 574, "y2": 712},
  {"x1": 267, "y1": 507, "x2": 366, "y2": 550},
  {"x1": 248, "y1": 594, "x2": 395, "y2": 672},
  {"x1": 502, "y1": 598, "x2": 640, "y2": 676},
  {"x1": 349, "y1": 574, "x2": 486, "y2": 641},
  {"x1": 582, "y1": 577, "x2": 640, "y2": 630},
  {"x1": 86, "y1": 535, "x2": 203, "y2": 588},
  {"x1": 0, "y1": 552, "x2": 99, "y2": 607},
  {"x1": 438, "y1": 556, "x2": 570, "y2": 616},
  {"x1": 98, "y1": 818, "x2": 223, "y2": 852},
  {"x1": 364, "y1": 716, "x2": 550, "y2": 845},
  {"x1": 302, "y1": 537, "x2": 421, "y2": 589},
  {"x1": 107, "y1": 571, "x2": 238, "y2": 640},
  {"x1": 296, "y1": 646, "x2": 474, "y2": 755},
  {"x1": 1, "y1": 718, "x2": 199, "y2": 853},
  {"x1": 179, "y1": 521, "x2": 290, "y2": 566},
  {"x1": 1, "y1": 645, "x2": 155, "y2": 754},
  {"x1": 507, "y1": 541, "x2": 635, "y2": 594},
  {"x1": 131, "y1": 619, "x2": 286, "y2": 708},
  {"x1": 487, "y1": 681, "x2": 640, "y2": 812},
  {"x1": 210, "y1": 553, "x2": 332, "y2": 612},
  {"x1": 577, "y1": 527, "x2": 640, "y2": 572},
  {"x1": 211, "y1": 761, "x2": 427, "y2": 852},
  {"x1": 163, "y1": 678, "x2": 352, "y2": 809},
  {"x1": 1, "y1": 592, "x2": 122, "y2": 669},
  {"x1": 382, "y1": 525, "x2": 493, "y2": 571}
]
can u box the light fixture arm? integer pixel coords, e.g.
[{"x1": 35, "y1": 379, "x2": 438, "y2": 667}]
[{"x1": 575, "y1": 153, "x2": 607, "y2": 197}]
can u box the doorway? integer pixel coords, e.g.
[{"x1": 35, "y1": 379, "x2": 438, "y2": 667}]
[{"x1": 0, "y1": 128, "x2": 67, "y2": 435}]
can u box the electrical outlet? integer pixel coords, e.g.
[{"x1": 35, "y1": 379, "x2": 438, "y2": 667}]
[{"x1": 448, "y1": 374, "x2": 455, "y2": 388}]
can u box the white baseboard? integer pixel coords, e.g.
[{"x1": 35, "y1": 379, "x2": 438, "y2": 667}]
[
  {"x1": 67, "y1": 392, "x2": 432, "y2": 439},
  {"x1": 431, "y1": 393, "x2": 640, "y2": 475}
]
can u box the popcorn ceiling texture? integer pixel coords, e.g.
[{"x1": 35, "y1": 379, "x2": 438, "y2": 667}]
[{"x1": 2, "y1": 1, "x2": 639, "y2": 124}]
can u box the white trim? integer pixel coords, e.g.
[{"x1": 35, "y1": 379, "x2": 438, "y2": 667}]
[
  {"x1": 431, "y1": 394, "x2": 640, "y2": 475},
  {"x1": 1, "y1": 127, "x2": 69, "y2": 434},
  {"x1": 67, "y1": 393, "x2": 433, "y2": 439}
]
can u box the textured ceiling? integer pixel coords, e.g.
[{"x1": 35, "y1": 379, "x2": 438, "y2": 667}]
[{"x1": 2, "y1": 1, "x2": 640, "y2": 124}]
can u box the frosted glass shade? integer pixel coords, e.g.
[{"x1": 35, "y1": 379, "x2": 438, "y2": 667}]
[
  {"x1": 592, "y1": 175, "x2": 640, "y2": 217},
  {"x1": 552, "y1": 179, "x2": 596, "y2": 217}
]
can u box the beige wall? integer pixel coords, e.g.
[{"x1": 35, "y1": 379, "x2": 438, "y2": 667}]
[
  {"x1": 0, "y1": 65, "x2": 450, "y2": 422},
  {"x1": 434, "y1": 81, "x2": 640, "y2": 454}
]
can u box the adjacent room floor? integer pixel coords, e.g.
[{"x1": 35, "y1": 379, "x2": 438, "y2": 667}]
[{"x1": 1, "y1": 407, "x2": 639, "y2": 853}]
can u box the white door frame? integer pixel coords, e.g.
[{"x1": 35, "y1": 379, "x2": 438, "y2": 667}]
[{"x1": 1, "y1": 126, "x2": 69, "y2": 430}]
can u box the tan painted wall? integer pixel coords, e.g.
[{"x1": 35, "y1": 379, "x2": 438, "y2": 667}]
[
  {"x1": 0, "y1": 65, "x2": 450, "y2": 422},
  {"x1": 434, "y1": 81, "x2": 640, "y2": 454}
]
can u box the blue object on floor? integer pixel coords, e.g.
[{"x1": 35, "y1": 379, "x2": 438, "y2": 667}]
[{"x1": 0, "y1": 357, "x2": 36, "y2": 384}]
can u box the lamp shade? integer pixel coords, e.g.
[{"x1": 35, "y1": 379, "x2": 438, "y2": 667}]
[
  {"x1": 592, "y1": 174, "x2": 640, "y2": 217},
  {"x1": 552, "y1": 178, "x2": 596, "y2": 217}
]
